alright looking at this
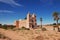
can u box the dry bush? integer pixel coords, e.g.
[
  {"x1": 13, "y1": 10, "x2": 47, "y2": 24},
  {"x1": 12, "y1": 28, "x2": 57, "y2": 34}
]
[
  {"x1": 35, "y1": 36, "x2": 44, "y2": 40},
  {"x1": 41, "y1": 28, "x2": 47, "y2": 31},
  {"x1": 0, "y1": 33, "x2": 11, "y2": 40}
]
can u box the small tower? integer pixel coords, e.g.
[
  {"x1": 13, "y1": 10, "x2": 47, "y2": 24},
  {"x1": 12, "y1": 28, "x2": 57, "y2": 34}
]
[
  {"x1": 32, "y1": 13, "x2": 37, "y2": 28},
  {"x1": 27, "y1": 12, "x2": 31, "y2": 19},
  {"x1": 27, "y1": 12, "x2": 31, "y2": 28}
]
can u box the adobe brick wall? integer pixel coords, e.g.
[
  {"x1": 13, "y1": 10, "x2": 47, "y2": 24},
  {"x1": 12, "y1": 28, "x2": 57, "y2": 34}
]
[{"x1": 19, "y1": 20, "x2": 27, "y2": 28}]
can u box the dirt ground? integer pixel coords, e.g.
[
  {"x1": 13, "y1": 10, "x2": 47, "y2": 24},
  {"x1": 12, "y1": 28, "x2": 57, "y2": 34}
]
[{"x1": 0, "y1": 26, "x2": 60, "y2": 40}]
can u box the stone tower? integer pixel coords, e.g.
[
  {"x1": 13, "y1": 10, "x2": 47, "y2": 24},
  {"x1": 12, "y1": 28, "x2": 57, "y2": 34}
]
[
  {"x1": 27, "y1": 12, "x2": 37, "y2": 28},
  {"x1": 32, "y1": 13, "x2": 37, "y2": 28},
  {"x1": 27, "y1": 12, "x2": 32, "y2": 28}
]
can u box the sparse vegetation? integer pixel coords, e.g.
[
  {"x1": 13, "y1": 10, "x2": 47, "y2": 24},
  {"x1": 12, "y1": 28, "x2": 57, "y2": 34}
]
[
  {"x1": 41, "y1": 28, "x2": 47, "y2": 31},
  {"x1": 1, "y1": 28, "x2": 60, "y2": 40},
  {"x1": 35, "y1": 36, "x2": 44, "y2": 40},
  {"x1": 0, "y1": 33, "x2": 7, "y2": 39},
  {"x1": 20, "y1": 27, "x2": 30, "y2": 30},
  {"x1": 12, "y1": 27, "x2": 30, "y2": 31},
  {"x1": 0, "y1": 24, "x2": 15, "y2": 30},
  {"x1": 0, "y1": 33, "x2": 11, "y2": 40},
  {"x1": 2, "y1": 24, "x2": 7, "y2": 30}
]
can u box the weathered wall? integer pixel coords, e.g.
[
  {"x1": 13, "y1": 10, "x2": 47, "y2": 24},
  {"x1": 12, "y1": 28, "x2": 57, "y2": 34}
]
[{"x1": 19, "y1": 20, "x2": 27, "y2": 28}]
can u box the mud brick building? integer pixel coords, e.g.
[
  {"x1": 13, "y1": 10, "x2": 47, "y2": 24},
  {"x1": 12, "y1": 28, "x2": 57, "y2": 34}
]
[{"x1": 14, "y1": 12, "x2": 37, "y2": 28}]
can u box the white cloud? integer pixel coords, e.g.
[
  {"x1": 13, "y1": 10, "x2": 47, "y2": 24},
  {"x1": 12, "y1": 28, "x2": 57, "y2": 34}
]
[
  {"x1": 0, "y1": 0, "x2": 22, "y2": 6},
  {"x1": 0, "y1": 10, "x2": 14, "y2": 13}
]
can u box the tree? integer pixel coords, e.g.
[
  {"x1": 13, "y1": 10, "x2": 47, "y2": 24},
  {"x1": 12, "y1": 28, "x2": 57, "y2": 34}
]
[
  {"x1": 0, "y1": 24, "x2": 2, "y2": 28},
  {"x1": 53, "y1": 12, "x2": 60, "y2": 30},
  {"x1": 40, "y1": 17, "x2": 42, "y2": 28},
  {"x1": 53, "y1": 12, "x2": 60, "y2": 25},
  {"x1": 2, "y1": 24, "x2": 7, "y2": 29},
  {"x1": 24, "y1": 17, "x2": 27, "y2": 20}
]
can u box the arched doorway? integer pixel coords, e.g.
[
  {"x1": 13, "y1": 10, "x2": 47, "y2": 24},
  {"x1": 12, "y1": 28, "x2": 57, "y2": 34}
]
[{"x1": 32, "y1": 25, "x2": 34, "y2": 28}]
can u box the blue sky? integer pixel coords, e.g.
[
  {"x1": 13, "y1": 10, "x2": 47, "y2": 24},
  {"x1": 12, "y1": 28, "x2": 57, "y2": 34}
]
[{"x1": 0, "y1": 0, "x2": 60, "y2": 25}]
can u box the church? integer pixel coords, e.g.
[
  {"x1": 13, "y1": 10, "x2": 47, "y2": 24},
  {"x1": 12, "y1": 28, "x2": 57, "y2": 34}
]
[{"x1": 14, "y1": 12, "x2": 37, "y2": 28}]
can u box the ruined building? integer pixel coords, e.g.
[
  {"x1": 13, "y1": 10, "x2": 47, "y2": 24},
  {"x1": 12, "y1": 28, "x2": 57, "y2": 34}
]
[{"x1": 14, "y1": 12, "x2": 37, "y2": 28}]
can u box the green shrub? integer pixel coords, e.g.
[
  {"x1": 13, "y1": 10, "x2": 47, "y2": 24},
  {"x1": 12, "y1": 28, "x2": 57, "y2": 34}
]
[
  {"x1": 20, "y1": 27, "x2": 26, "y2": 30},
  {"x1": 41, "y1": 28, "x2": 47, "y2": 31}
]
